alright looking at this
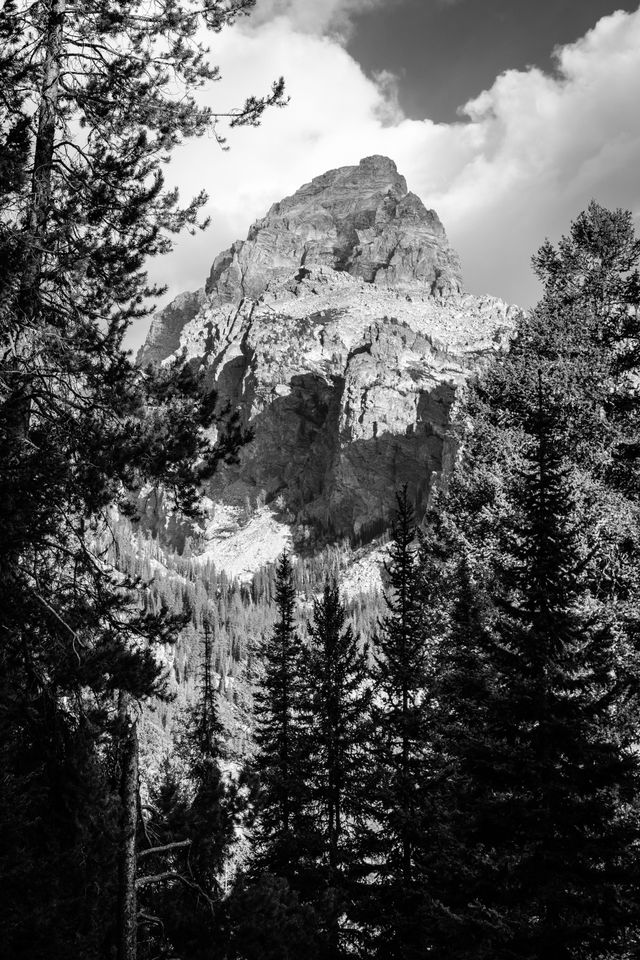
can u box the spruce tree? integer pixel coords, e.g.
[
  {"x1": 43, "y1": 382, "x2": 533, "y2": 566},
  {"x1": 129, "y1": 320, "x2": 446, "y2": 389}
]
[
  {"x1": 252, "y1": 553, "x2": 308, "y2": 885},
  {"x1": 140, "y1": 619, "x2": 237, "y2": 959},
  {"x1": 531, "y1": 202, "x2": 640, "y2": 497},
  {"x1": 366, "y1": 486, "x2": 435, "y2": 959},
  {"x1": 449, "y1": 203, "x2": 640, "y2": 603},
  {"x1": 228, "y1": 873, "x2": 321, "y2": 960},
  {"x1": 300, "y1": 580, "x2": 372, "y2": 956},
  {"x1": 431, "y1": 378, "x2": 640, "y2": 960}
]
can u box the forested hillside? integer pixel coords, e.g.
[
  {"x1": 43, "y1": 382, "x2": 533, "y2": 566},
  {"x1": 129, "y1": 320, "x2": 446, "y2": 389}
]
[{"x1": 111, "y1": 517, "x2": 384, "y2": 756}]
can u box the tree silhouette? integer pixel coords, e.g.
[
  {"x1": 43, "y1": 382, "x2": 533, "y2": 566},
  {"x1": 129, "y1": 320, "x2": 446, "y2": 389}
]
[
  {"x1": 0, "y1": 2, "x2": 283, "y2": 954},
  {"x1": 252, "y1": 554, "x2": 309, "y2": 885},
  {"x1": 431, "y1": 376, "x2": 640, "y2": 960},
  {"x1": 300, "y1": 579, "x2": 372, "y2": 956},
  {"x1": 365, "y1": 486, "x2": 435, "y2": 959}
]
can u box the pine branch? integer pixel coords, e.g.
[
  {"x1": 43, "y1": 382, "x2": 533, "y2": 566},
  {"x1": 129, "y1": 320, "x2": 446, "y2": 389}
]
[{"x1": 137, "y1": 839, "x2": 192, "y2": 859}]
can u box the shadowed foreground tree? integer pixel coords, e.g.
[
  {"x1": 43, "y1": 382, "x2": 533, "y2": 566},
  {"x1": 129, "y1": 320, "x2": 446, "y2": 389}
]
[
  {"x1": 429, "y1": 379, "x2": 640, "y2": 960},
  {"x1": 250, "y1": 553, "x2": 309, "y2": 884},
  {"x1": 0, "y1": 1, "x2": 284, "y2": 956},
  {"x1": 229, "y1": 873, "x2": 321, "y2": 960},
  {"x1": 230, "y1": 554, "x2": 321, "y2": 954},
  {"x1": 139, "y1": 620, "x2": 237, "y2": 960},
  {"x1": 300, "y1": 580, "x2": 372, "y2": 957},
  {"x1": 364, "y1": 487, "x2": 435, "y2": 959},
  {"x1": 412, "y1": 202, "x2": 640, "y2": 960}
]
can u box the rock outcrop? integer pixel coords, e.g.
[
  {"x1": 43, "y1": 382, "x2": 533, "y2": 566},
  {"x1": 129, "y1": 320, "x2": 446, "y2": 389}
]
[
  {"x1": 139, "y1": 288, "x2": 205, "y2": 366},
  {"x1": 201, "y1": 156, "x2": 463, "y2": 304},
  {"x1": 140, "y1": 156, "x2": 521, "y2": 544}
]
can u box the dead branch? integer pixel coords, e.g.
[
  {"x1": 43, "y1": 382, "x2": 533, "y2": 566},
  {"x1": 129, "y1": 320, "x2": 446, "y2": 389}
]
[{"x1": 138, "y1": 839, "x2": 192, "y2": 860}]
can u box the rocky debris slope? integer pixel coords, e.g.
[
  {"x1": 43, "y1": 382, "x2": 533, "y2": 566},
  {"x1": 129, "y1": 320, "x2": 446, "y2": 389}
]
[{"x1": 140, "y1": 156, "x2": 521, "y2": 555}]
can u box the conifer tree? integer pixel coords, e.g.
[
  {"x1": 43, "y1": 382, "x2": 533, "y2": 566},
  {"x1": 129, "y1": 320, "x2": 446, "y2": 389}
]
[
  {"x1": 140, "y1": 619, "x2": 237, "y2": 959},
  {"x1": 252, "y1": 553, "x2": 308, "y2": 884},
  {"x1": 300, "y1": 580, "x2": 372, "y2": 956},
  {"x1": 0, "y1": 2, "x2": 283, "y2": 952},
  {"x1": 365, "y1": 486, "x2": 435, "y2": 959},
  {"x1": 450, "y1": 203, "x2": 640, "y2": 601},
  {"x1": 228, "y1": 872, "x2": 321, "y2": 960},
  {"x1": 531, "y1": 202, "x2": 640, "y2": 497},
  {"x1": 431, "y1": 377, "x2": 640, "y2": 960}
]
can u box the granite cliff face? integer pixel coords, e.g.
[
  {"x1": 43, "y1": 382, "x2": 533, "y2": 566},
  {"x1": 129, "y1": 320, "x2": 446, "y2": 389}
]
[
  {"x1": 204, "y1": 155, "x2": 462, "y2": 303},
  {"x1": 141, "y1": 288, "x2": 206, "y2": 366},
  {"x1": 141, "y1": 156, "x2": 520, "y2": 558}
]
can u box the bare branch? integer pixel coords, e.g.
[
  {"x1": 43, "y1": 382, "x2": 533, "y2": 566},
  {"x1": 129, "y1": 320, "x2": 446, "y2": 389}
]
[{"x1": 138, "y1": 839, "x2": 192, "y2": 859}]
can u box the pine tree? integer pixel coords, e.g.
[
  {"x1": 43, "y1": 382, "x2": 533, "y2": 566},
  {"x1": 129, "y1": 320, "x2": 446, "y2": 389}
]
[
  {"x1": 531, "y1": 202, "x2": 640, "y2": 497},
  {"x1": 190, "y1": 618, "x2": 226, "y2": 764},
  {"x1": 431, "y1": 377, "x2": 640, "y2": 960},
  {"x1": 0, "y1": 3, "x2": 284, "y2": 951},
  {"x1": 140, "y1": 619, "x2": 237, "y2": 959},
  {"x1": 450, "y1": 203, "x2": 640, "y2": 603},
  {"x1": 300, "y1": 580, "x2": 372, "y2": 956},
  {"x1": 365, "y1": 486, "x2": 435, "y2": 959},
  {"x1": 251, "y1": 553, "x2": 309, "y2": 885}
]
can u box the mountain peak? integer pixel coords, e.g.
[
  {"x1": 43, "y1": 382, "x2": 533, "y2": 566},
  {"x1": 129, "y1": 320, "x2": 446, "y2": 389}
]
[
  {"x1": 139, "y1": 157, "x2": 520, "y2": 553},
  {"x1": 141, "y1": 158, "x2": 464, "y2": 365},
  {"x1": 359, "y1": 154, "x2": 399, "y2": 171},
  {"x1": 204, "y1": 156, "x2": 462, "y2": 304},
  {"x1": 270, "y1": 155, "x2": 408, "y2": 213}
]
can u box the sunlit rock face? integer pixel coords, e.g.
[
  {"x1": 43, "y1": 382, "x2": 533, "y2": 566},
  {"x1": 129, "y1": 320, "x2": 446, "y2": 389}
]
[
  {"x1": 140, "y1": 157, "x2": 521, "y2": 538},
  {"x1": 139, "y1": 288, "x2": 205, "y2": 366},
  {"x1": 204, "y1": 155, "x2": 463, "y2": 303}
]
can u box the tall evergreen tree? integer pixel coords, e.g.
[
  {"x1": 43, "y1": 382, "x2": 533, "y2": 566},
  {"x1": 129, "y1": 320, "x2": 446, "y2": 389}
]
[
  {"x1": 140, "y1": 619, "x2": 237, "y2": 960},
  {"x1": 531, "y1": 202, "x2": 640, "y2": 497},
  {"x1": 228, "y1": 872, "x2": 321, "y2": 960},
  {"x1": 300, "y1": 580, "x2": 372, "y2": 956},
  {"x1": 448, "y1": 203, "x2": 640, "y2": 603},
  {"x1": 0, "y1": 2, "x2": 283, "y2": 953},
  {"x1": 251, "y1": 553, "x2": 308, "y2": 885},
  {"x1": 365, "y1": 486, "x2": 435, "y2": 959},
  {"x1": 431, "y1": 377, "x2": 640, "y2": 960}
]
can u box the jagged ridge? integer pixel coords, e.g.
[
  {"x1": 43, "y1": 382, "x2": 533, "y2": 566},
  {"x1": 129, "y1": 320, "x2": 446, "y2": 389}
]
[{"x1": 204, "y1": 155, "x2": 462, "y2": 303}]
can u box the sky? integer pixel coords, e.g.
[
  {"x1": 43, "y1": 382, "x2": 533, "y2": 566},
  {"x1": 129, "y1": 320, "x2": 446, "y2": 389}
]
[{"x1": 134, "y1": 0, "x2": 640, "y2": 353}]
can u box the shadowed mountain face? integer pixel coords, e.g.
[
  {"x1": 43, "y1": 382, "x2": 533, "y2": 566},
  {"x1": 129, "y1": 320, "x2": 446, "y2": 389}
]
[{"x1": 140, "y1": 156, "x2": 521, "y2": 547}]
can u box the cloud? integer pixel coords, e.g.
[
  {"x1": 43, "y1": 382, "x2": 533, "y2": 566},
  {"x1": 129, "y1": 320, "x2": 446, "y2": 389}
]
[
  {"x1": 247, "y1": 0, "x2": 388, "y2": 39},
  {"x1": 247, "y1": 0, "x2": 458, "y2": 37},
  {"x1": 435, "y1": 9, "x2": 640, "y2": 299},
  {"x1": 135, "y1": 7, "x2": 640, "y2": 354}
]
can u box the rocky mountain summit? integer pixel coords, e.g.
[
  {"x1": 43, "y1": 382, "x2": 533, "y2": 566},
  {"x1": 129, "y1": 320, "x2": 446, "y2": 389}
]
[
  {"x1": 205, "y1": 154, "x2": 463, "y2": 304},
  {"x1": 141, "y1": 156, "x2": 462, "y2": 364},
  {"x1": 140, "y1": 156, "x2": 521, "y2": 568}
]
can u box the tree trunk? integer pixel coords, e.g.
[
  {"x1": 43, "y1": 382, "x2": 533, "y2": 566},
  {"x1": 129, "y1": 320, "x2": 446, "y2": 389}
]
[
  {"x1": 8, "y1": 0, "x2": 65, "y2": 441},
  {"x1": 117, "y1": 692, "x2": 139, "y2": 960},
  {"x1": 24, "y1": 0, "x2": 65, "y2": 298},
  {"x1": 401, "y1": 683, "x2": 411, "y2": 885}
]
